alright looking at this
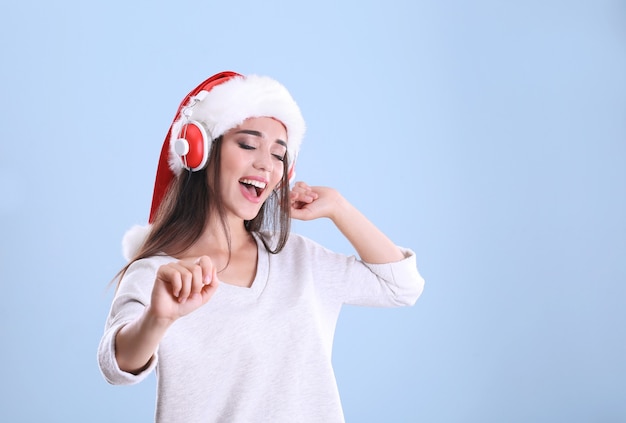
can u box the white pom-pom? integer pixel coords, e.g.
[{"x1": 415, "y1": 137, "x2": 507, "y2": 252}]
[{"x1": 121, "y1": 224, "x2": 152, "y2": 261}]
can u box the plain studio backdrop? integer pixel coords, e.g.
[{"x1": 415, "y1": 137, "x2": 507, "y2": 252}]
[{"x1": 1, "y1": 1, "x2": 624, "y2": 422}]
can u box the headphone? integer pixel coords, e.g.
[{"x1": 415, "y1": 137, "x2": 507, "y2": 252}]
[{"x1": 171, "y1": 71, "x2": 240, "y2": 172}]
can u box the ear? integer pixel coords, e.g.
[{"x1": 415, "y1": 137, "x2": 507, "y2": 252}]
[{"x1": 275, "y1": 156, "x2": 296, "y2": 192}]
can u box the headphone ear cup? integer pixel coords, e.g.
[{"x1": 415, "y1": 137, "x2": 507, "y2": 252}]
[{"x1": 176, "y1": 121, "x2": 209, "y2": 171}]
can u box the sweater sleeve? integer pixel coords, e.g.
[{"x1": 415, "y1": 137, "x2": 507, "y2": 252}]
[
  {"x1": 97, "y1": 257, "x2": 166, "y2": 385},
  {"x1": 290, "y1": 234, "x2": 424, "y2": 307},
  {"x1": 345, "y1": 247, "x2": 425, "y2": 307}
]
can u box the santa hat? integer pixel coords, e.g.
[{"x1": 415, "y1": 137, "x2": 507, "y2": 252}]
[{"x1": 122, "y1": 71, "x2": 306, "y2": 261}]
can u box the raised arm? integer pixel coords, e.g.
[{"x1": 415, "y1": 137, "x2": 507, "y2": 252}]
[{"x1": 290, "y1": 182, "x2": 405, "y2": 264}]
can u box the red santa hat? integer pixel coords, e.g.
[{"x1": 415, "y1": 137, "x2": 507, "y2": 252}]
[{"x1": 122, "y1": 71, "x2": 306, "y2": 261}]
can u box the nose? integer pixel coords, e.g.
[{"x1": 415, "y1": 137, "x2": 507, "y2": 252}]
[{"x1": 253, "y1": 149, "x2": 273, "y2": 172}]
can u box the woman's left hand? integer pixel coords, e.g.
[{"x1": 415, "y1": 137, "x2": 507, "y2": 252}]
[
  {"x1": 290, "y1": 181, "x2": 344, "y2": 221},
  {"x1": 290, "y1": 181, "x2": 404, "y2": 263}
]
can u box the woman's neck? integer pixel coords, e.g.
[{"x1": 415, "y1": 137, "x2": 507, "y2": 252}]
[{"x1": 183, "y1": 214, "x2": 255, "y2": 259}]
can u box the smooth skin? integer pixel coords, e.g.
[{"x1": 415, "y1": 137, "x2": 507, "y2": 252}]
[{"x1": 114, "y1": 117, "x2": 404, "y2": 374}]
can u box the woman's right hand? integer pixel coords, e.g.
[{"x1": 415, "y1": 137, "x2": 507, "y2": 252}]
[
  {"x1": 149, "y1": 256, "x2": 220, "y2": 322},
  {"x1": 114, "y1": 256, "x2": 219, "y2": 374}
]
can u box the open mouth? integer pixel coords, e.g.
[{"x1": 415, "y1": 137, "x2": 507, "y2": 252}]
[{"x1": 239, "y1": 178, "x2": 267, "y2": 198}]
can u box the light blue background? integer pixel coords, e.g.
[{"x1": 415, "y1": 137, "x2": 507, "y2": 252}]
[{"x1": 1, "y1": 1, "x2": 624, "y2": 422}]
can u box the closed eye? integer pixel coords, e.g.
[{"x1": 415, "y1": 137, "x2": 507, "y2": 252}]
[
  {"x1": 238, "y1": 142, "x2": 255, "y2": 150},
  {"x1": 238, "y1": 140, "x2": 285, "y2": 161}
]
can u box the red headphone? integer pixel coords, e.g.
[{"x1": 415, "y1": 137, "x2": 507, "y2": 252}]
[{"x1": 172, "y1": 71, "x2": 241, "y2": 171}]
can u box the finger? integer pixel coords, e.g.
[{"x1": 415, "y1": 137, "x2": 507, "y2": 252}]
[
  {"x1": 290, "y1": 189, "x2": 316, "y2": 204},
  {"x1": 189, "y1": 260, "x2": 205, "y2": 295},
  {"x1": 200, "y1": 267, "x2": 220, "y2": 304},
  {"x1": 194, "y1": 256, "x2": 215, "y2": 285},
  {"x1": 170, "y1": 262, "x2": 193, "y2": 303},
  {"x1": 293, "y1": 181, "x2": 308, "y2": 189},
  {"x1": 301, "y1": 184, "x2": 319, "y2": 199},
  {"x1": 290, "y1": 181, "x2": 308, "y2": 194},
  {"x1": 158, "y1": 265, "x2": 183, "y2": 299},
  {"x1": 203, "y1": 267, "x2": 219, "y2": 293}
]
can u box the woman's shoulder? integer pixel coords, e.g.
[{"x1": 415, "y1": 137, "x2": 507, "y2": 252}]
[
  {"x1": 269, "y1": 232, "x2": 345, "y2": 261},
  {"x1": 122, "y1": 254, "x2": 176, "y2": 283},
  {"x1": 285, "y1": 231, "x2": 314, "y2": 246},
  {"x1": 254, "y1": 231, "x2": 317, "y2": 254},
  {"x1": 115, "y1": 254, "x2": 176, "y2": 297},
  {"x1": 127, "y1": 254, "x2": 175, "y2": 270}
]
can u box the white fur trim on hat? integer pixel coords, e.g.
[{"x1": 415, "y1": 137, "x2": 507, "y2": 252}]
[
  {"x1": 121, "y1": 224, "x2": 151, "y2": 261},
  {"x1": 168, "y1": 74, "x2": 305, "y2": 175}
]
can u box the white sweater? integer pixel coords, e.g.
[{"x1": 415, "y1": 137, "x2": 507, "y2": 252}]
[{"x1": 98, "y1": 233, "x2": 424, "y2": 422}]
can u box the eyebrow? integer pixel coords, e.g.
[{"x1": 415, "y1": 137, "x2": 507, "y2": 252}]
[{"x1": 235, "y1": 129, "x2": 287, "y2": 148}]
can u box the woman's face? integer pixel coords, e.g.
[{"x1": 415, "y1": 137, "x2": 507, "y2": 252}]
[{"x1": 218, "y1": 117, "x2": 288, "y2": 222}]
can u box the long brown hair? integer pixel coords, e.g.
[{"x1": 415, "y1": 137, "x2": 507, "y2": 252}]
[{"x1": 114, "y1": 136, "x2": 291, "y2": 285}]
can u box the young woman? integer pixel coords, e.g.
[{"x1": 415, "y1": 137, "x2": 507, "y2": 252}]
[{"x1": 98, "y1": 71, "x2": 424, "y2": 422}]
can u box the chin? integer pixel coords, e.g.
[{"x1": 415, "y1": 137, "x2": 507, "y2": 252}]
[{"x1": 240, "y1": 207, "x2": 264, "y2": 222}]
